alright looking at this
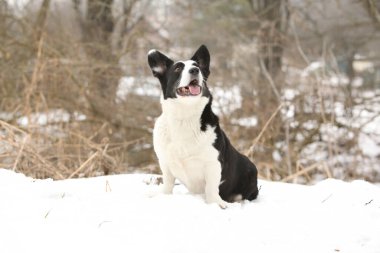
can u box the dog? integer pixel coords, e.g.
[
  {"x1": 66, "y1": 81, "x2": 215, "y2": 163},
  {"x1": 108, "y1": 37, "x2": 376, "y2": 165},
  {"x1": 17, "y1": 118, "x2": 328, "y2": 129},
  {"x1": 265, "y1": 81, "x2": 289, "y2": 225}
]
[{"x1": 147, "y1": 45, "x2": 258, "y2": 208}]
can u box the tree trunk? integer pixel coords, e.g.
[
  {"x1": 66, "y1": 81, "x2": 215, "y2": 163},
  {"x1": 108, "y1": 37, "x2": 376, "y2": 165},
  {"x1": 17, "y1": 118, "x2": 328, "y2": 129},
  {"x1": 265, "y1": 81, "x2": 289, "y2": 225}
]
[
  {"x1": 72, "y1": 0, "x2": 155, "y2": 140},
  {"x1": 248, "y1": 0, "x2": 289, "y2": 107},
  {"x1": 75, "y1": 0, "x2": 121, "y2": 126},
  {"x1": 249, "y1": 0, "x2": 288, "y2": 78},
  {"x1": 34, "y1": 0, "x2": 51, "y2": 48}
]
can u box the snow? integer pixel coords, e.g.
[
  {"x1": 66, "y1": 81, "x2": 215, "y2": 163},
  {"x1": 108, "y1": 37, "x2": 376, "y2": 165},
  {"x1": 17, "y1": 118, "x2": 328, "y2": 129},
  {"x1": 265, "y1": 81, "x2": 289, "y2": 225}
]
[
  {"x1": 353, "y1": 60, "x2": 374, "y2": 73},
  {"x1": 1, "y1": 169, "x2": 380, "y2": 253},
  {"x1": 5, "y1": 0, "x2": 30, "y2": 10},
  {"x1": 283, "y1": 88, "x2": 299, "y2": 100},
  {"x1": 359, "y1": 133, "x2": 380, "y2": 157},
  {"x1": 116, "y1": 76, "x2": 161, "y2": 100},
  {"x1": 334, "y1": 95, "x2": 380, "y2": 160},
  {"x1": 300, "y1": 142, "x2": 329, "y2": 162},
  {"x1": 302, "y1": 61, "x2": 324, "y2": 76},
  {"x1": 281, "y1": 89, "x2": 380, "y2": 179},
  {"x1": 212, "y1": 85, "x2": 242, "y2": 115},
  {"x1": 272, "y1": 150, "x2": 282, "y2": 161},
  {"x1": 231, "y1": 116, "x2": 258, "y2": 127},
  {"x1": 17, "y1": 109, "x2": 86, "y2": 127}
]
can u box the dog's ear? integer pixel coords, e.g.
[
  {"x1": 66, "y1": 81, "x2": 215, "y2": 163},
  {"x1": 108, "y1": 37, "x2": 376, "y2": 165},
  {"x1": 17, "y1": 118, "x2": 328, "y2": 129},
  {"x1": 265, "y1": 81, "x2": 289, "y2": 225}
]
[
  {"x1": 191, "y1": 45, "x2": 210, "y2": 78},
  {"x1": 147, "y1": 49, "x2": 173, "y2": 79}
]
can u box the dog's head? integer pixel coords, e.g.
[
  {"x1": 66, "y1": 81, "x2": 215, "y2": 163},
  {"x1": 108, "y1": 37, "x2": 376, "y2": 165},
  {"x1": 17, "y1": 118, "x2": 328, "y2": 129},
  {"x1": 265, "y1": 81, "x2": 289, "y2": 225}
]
[{"x1": 147, "y1": 45, "x2": 211, "y2": 102}]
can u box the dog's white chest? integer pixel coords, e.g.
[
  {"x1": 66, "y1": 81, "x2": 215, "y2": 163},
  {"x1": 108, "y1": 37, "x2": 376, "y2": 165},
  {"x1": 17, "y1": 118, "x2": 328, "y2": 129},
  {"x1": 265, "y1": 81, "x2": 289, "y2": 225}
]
[{"x1": 153, "y1": 113, "x2": 220, "y2": 193}]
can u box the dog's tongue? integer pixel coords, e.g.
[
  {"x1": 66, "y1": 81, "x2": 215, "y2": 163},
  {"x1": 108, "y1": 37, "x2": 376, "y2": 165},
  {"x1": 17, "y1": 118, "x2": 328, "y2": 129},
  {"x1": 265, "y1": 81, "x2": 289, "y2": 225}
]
[{"x1": 189, "y1": 85, "x2": 201, "y2": 95}]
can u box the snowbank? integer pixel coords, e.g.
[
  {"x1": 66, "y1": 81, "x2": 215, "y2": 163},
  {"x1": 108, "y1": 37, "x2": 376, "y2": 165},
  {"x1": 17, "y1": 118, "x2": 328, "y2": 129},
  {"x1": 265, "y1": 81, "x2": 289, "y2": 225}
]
[{"x1": 0, "y1": 169, "x2": 379, "y2": 253}]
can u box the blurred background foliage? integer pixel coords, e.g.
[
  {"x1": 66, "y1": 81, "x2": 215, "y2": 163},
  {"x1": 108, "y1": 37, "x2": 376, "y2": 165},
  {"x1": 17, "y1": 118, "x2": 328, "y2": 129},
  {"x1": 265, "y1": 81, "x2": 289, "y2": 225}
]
[{"x1": 0, "y1": 0, "x2": 379, "y2": 183}]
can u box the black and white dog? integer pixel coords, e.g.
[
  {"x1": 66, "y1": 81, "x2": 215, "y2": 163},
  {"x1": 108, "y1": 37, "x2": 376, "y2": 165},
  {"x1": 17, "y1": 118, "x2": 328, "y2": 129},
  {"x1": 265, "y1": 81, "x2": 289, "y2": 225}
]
[{"x1": 147, "y1": 45, "x2": 258, "y2": 208}]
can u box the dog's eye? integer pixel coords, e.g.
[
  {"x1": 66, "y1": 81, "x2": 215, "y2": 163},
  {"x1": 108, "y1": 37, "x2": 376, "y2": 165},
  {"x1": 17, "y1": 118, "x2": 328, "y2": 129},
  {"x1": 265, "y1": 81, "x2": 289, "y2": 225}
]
[{"x1": 174, "y1": 66, "x2": 182, "y2": 72}]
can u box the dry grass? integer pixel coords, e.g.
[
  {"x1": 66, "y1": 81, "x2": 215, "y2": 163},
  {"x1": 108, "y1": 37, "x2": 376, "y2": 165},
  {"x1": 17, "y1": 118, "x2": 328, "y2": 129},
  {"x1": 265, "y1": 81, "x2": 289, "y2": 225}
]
[
  {"x1": 0, "y1": 118, "x2": 149, "y2": 179},
  {"x1": 0, "y1": 2, "x2": 159, "y2": 179}
]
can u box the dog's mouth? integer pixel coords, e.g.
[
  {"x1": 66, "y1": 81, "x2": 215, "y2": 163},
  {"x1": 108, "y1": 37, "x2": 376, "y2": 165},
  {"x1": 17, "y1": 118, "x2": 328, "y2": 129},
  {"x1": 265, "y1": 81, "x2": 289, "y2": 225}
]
[{"x1": 176, "y1": 79, "x2": 202, "y2": 96}]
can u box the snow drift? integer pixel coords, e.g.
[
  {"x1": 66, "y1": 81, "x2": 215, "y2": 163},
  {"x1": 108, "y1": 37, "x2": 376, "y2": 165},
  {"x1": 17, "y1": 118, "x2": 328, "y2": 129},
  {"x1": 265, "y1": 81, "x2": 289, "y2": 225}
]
[{"x1": 0, "y1": 169, "x2": 379, "y2": 253}]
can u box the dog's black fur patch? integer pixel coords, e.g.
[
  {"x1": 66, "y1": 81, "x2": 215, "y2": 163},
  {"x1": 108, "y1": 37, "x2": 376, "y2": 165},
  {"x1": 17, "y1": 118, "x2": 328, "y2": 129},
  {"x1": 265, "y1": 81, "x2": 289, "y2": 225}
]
[{"x1": 200, "y1": 96, "x2": 259, "y2": 201}]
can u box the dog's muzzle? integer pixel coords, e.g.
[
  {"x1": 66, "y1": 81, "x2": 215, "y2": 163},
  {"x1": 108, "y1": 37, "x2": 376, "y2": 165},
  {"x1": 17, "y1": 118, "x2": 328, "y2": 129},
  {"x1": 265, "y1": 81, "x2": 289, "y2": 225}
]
[{"x1": 176, "y1": 79, "x2": 202, "y2": 96}]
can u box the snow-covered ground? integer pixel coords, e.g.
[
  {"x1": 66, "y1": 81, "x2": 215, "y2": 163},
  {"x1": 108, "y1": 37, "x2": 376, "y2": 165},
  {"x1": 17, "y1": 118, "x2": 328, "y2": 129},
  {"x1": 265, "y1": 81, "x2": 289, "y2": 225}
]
[{"x1": 0, "y1": 169, "x2": 379, "y2": 253}]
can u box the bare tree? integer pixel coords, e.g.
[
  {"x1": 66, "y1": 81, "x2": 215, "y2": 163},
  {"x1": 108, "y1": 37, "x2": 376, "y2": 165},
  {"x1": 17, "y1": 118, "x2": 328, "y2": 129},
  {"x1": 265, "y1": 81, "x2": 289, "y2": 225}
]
[
  {"x1": 34, "y1": 0, "x2": 51, "y2": 48},
  {"x1": 248, "y1": 0, "x2": 289, "y2": 77},
  {"x1": 362, "y1": 0, "x2": 380, "y2": 27},
  {"x1": 71, "y1": 0, "x2": 151, "y2": 128}
]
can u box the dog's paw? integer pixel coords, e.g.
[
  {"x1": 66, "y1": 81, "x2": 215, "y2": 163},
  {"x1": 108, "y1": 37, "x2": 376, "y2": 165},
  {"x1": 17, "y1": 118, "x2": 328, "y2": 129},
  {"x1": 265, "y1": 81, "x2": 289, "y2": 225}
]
[
  {"x1": 206, "y1": 196, "x2": 229, "y2": 209},
  {"x1": 217, "y1": 199, "x2": 229, "y2": 209}
]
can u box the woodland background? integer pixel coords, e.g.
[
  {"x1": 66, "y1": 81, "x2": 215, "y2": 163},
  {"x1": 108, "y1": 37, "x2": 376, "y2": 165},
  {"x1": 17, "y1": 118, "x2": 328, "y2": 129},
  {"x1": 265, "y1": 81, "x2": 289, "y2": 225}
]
[{"x1": 1, "y1": 0, "x2": 380, "y2": 183}]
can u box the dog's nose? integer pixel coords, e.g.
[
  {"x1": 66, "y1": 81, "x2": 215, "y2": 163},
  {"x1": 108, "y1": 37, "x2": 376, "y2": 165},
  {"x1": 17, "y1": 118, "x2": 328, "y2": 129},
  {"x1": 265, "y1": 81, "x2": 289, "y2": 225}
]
[{"x1": 189, "y1": 67, "x2": 199, "y2": 75}]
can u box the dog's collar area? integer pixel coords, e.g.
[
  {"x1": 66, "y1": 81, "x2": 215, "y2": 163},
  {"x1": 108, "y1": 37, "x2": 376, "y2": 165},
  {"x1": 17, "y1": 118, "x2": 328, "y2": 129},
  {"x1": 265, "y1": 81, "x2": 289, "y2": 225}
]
[{"x1": 176, "y1": 80, "x2": 202, "y2": 96}]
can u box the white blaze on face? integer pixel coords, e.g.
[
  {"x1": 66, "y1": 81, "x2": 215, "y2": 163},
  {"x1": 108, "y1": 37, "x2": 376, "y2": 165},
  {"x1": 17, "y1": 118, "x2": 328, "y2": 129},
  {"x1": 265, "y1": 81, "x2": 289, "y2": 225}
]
[
  {"x1": 178, "y1": 60, "x2": 202, "y2": 88},
  {"x1": 152, "y1": 66, "x2": 164, "y2": 74}
]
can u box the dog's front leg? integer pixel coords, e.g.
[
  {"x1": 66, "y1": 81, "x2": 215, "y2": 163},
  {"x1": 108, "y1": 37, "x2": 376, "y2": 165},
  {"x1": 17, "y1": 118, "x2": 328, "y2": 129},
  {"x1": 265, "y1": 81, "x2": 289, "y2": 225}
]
[
  {"x1": 205, "y1": 163, "x2": 229, "y2": 209},
  {"x1": 160, "y1": 165, "x2": 175, "y2": 194}
]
